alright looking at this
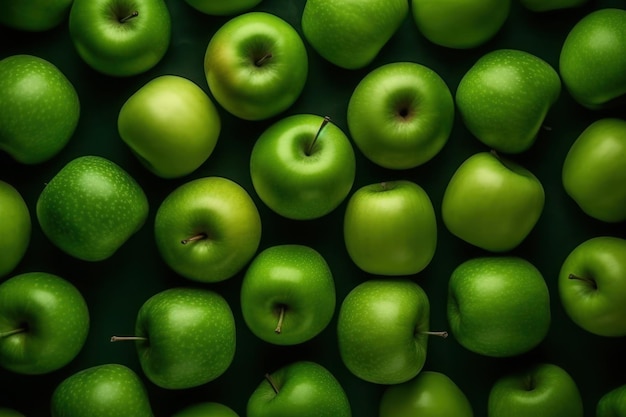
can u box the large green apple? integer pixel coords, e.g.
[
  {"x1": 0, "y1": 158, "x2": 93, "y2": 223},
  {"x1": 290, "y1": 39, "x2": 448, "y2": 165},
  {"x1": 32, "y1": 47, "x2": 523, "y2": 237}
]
[
  {"x1": 118, "y1": 75, "x2": 221, "y2": 179},
  {"x1": 562, "y1": 118, "x2": 626, "y2": 223},
  {"x1": 559, "y1": 236, "x2": 626, "y2": 337},
  {"x1": 520, "y1": 0, "x2": 588, "y2": 12},
  {"x1": 346, "y1": 62, "x2": 454, "y2": 169},
  {"x1": 154, "y1": 176, "x2": 262, "y2": 283},
  {"x1": 448, "y1": 257, "x2": 551, "y2": 357},
  {"x1": 597, "y1": 384, "x2": 626, "y2": 417},
  {"x1": 559, "y1": 8, "x2": 626, "y2": 109},
  {"x1": 69, "y1": 0, "x2": 171, "y2": 77},
  {"x1": 249, "y1": 114, "x2": 356, "y2": 220},
  {"x1": 184, "y1": 0, "x2": 261, "y2": 16},
  {"x1": 301, "y1": 0, "x2": 408, "y2": 70},
  {"x1": 247, "y1": 361, "x2": 351, "y2": 417},
  {"x1": 204, "y1": 12, "x2": 308, "y2": 121},
  {"x1": 411, "y1": 0, "x2": 510, "y2": 49},
  {"x1": 240, "y1": 244, "x2": 336, "y2": 345},
  {"x1": 488, "y1": 363, "x2": 583, "y2": 417},
  {"x1": 51, "y1": 363, "x2": 154, "y2": 417},
  {"x1": 0, "y1": 272, "x2": 89, "y2": 375},
  {"x1": 0, "y1": 0, "x2": 73, "y2": 31},
  {"x1": 456, "y1": 49, "x2": 561, "y2": 154},
  {"x1": 0, "y1": 54, "x2": 80, "y2": 164},
  {"x1": 343, "y1": 180, "x2": 437, "y2": 276},
  {"x1": 111, "y1": 287, "x2": 236, "y2": 389},
  {"x1": 442, "y1": 151, "x2": 545, "y2": 252},
  {"x1": 36, "y1": 155, "x2": 149, "y2": 262},
  {"x1": 0, "y1": 180, "x2": 31, "y2": 278},
  {"x1": 172, "y1": 402, "x2": 239, "y2": 417}
]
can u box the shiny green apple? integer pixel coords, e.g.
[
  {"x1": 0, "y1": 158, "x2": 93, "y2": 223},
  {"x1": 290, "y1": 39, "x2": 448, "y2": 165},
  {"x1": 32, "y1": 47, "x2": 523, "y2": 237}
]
[
  {"x1": 0, "y1": 180, "x2": 31, "y2": 278},
  {"x1": 597, "y1": 384, "x2": 626, "y2": 417}
]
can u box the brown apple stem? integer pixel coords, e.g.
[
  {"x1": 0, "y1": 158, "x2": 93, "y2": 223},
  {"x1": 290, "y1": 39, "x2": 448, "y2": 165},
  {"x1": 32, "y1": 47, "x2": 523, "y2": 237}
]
[
  {"x1": 306, "y1": 116, "x2": 331, "y2": 156},
  {"x1": 274, "y1": 306, "x2": 286, "y2": 334},
  {"x1": 119, "y1": 11, "x2": 139, "y2": 23},
  {"x1": 0, "y1": 328, "x2": 26, "y2": 338},
  {"x1": 181, "y1": 233, "x2": 208, "y2": 245},
  {"x1": 265, "y1": 373, "x2": 280, "y2": 394},
  {"x1": 110, "y1": 336, "x2": 148, "y2": 342},
  {"x1": 422, "y1": 330, "x2": 449, "y2": 339},
  {"x1": 255, "y1": 53, "x2": 273, "y2": 67},
  {"x1": 568, "y1": 273, "x2": 597, "y2": 289}
]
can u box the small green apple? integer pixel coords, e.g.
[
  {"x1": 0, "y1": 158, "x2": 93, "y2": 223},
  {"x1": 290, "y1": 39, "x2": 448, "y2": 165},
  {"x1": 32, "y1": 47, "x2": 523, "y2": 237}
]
[
  {"x1": 184, "y1": 0, "x2": 262, "y2": 16},
  {"x1": 172, "y1": 402, "x2": 239, "y2": 417},
  {"x1": 0, "y1": 0, "x2": 73, "y2": 31},
  {"x1": 597, "y1": 384, "x2": 626, "y2": 417},
  {"x1": 0, "y1": 180, "x2": 31, "y2": 278}
]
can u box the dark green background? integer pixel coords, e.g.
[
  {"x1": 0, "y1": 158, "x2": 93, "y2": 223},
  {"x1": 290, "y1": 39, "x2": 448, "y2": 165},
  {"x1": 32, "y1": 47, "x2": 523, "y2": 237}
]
[{"x1": 1, "y1": 0, "x2": 626, "y2": 415}]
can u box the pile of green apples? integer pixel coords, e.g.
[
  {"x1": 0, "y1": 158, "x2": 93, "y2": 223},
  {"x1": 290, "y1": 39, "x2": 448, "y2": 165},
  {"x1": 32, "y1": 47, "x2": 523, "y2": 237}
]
[{"x1": 1, "y1": 0, "x2": 626, "y2": 416}]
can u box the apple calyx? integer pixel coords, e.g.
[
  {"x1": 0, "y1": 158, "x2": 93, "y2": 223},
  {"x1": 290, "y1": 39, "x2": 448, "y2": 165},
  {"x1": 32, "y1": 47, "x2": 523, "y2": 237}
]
[
  {"x1": 568, "y1": 273, "x2": 598, "y2": 289},
  {"x1": 181, "y1": 233, "x2": 208, "y2": 245},
  {"x1": 0, "y1": 328, "x2": 26, "y2": 338},
  {"x1": 119, "y1": 11, "x2": 139, "y2": 24},
  {"x1": 274, "y1": 305, "x2": 287, "y2": 334},
  {"x1": 110, "y1": 335, "x2": 148, "y2": 342},
  {"x1": 265, "y1": 373, "x2": 280, "y2": 394},
  {"x1": 306, "y1": 116, "x2": 332, "y2": 156}
]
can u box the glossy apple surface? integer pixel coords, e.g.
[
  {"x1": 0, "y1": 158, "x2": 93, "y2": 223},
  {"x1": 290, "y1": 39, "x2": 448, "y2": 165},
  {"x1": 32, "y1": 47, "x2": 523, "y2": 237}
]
[{"x1": 0, "y1": 180, "x2": 31, "y2": 278}]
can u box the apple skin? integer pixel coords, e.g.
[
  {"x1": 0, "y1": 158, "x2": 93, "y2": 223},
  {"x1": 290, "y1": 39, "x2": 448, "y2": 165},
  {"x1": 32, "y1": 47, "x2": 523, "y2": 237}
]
[
  {"x1": 337, "y1": 279, "x2": 434, "y2": 385},
  {"x1": 0, "y1": 272, "x2": 89, "y2": 375},
  {"x1": 247, "y1": 361, "x2": 351, "y2": 417},
  {"x1": 411, "y1": 0, "x2": 510, "y2": 49},
  {"x1": 346, "y1": 62, "x2": 454, "y2": 169},
  {"x1": 172, "y1": 402, "x2": 239, "y2": 417},
  {"x1": 36, "y1": 155, "x2": 149, "y2": 262},
  {"x1": 559, "y1": 8, "x2": 626, "y2": 109},
  {"x1": 343, "y1": 180, "x2": 437, "y2": 276},
  {"x1": 50, "y1": 363, "x2": 154, "y2": 417},
  {"x1": 0, "y1": 0, "x2": 73, "y2": 31},
  {"x1": 118, "y1": 75, "x2": 221, "y2": 179},
  {"x1": 301, "y1": 0, "x2": 408, "y2": 70},
  {"x1": 204, "y1": 12, "x2": 308, "y2": 121},
  {"x1": 488, "y1": 363, "x2": 583, "y2": 417},
  {"x1": 597, "y1": 384, "x2": 626, "y2": 417},
  {"x1": 154, "y1": 176, "x2": 262, "y2": 283},
  {"x1": 240, "y1": 244, "x2": 336, "y2": 345},
  {"x1": 0, "y1": 180, "x2": 31, "y2": 278},
  {"x1": 441, "y1": 151, "x2": 545, "y2": 252},
  {"x1": 0, "y1": 54, "x2": 80, "y2": 164},
  {"x1": 456, "y1": 49, "x2": 561, "y2": 154},
  {"x1": 184, "y1": 0, "x2": 262, "y2": 16},
  {"x1": 250, "y1": 114, "x2": 356, "y2": 220},
  {"x1": 379, "y1": 371, "x2": 473, "y2": 417},
  {"x1": 520, "y1": 0, "x2": 588, "y2": 12},
  {"x1": 69, "y1": 0, "x2": 171, "y2": 77},
  {"x1": 447, "y1": 256, "x2": 551, "y2": 357},
  {"x1": 562, "y1": 118, "x2": 626, "y2": 223},
  {"x1": 559, "y1": 236, "x2": 626, "y2": 337}
]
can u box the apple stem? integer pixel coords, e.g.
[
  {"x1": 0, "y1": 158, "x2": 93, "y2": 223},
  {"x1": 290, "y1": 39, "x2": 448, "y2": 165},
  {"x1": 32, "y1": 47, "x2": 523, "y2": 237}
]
[
  {"x1": 265, "y1": 373, "x2": 280, "y2": 394},
  {"x1": 422, "y1": 330, "x2": 449, "y2": 338},
  {"x1": 255, "y1": 53, "x2": 273, "y2": 67},
  {"x1": 119, "y1": 11, "x2": 139, "y2": 23},
  {"x1": 110, "y1": 336, "x2": 148, "y2": 342},
  {"x1": 0, "y1": 328, "x2": 26, "y2": 338},
  {"x1": 568, "y1": 273, "x2": 597, "y2": 289},
  {"x1": 181, "y1": 233, "x2": 208, "y2": 245},
  {"x1": 274, "y1": 306, "x2": 286, "y2": 334},
  {"x1": 306, "y1": 116, "x2": 332, "y2": 156}
]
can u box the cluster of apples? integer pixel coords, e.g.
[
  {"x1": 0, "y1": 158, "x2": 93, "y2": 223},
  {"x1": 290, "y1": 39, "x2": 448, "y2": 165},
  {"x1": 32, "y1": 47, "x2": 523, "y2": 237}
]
[{"x1": 1, "y1": 0, "x2": 626, "y2": 416}]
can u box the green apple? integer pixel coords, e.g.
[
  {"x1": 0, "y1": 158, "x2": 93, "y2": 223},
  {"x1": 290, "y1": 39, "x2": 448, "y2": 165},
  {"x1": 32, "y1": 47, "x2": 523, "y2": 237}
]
[
  {"x1": 69, "y1": 0, "x2": 171, "y2": 77},
  {"x1": 247, "y1": 361, "x2": 351, "y2": 417},
  {"x1": 0, "y1": 54, "x2": 80, "y2": 164},
  {"x1": 343, "y1": 180, "x2": 437, "y2": 276},
  {"x1": 51, "y1": 363, "x2": 154, "y2": 417},
  {"x1": 562, "y1": 118, "x2": 626, "y2": 223},
  {"x1": 559, "y1": 236, "x2": 626, "y2": 337},
  {"x1": 0, "y1": 272, "x2": 89, "y2": 375},
  {"x1": 301, "y1": 0, "x2": 408, "y2": 70},
  {"x1": 0, "y1": 0, "x2": 73, "y2": 31},
  {"x1": 411, "y1": 0, "x2": 511, "y2": 49},
  {"x1": 456, "y1": 49, "x2": 561, "y2": 154},
  {"x1": 154, "y1": 176, "x2": 262, "y2": 283},
  {"x1": 118, "y1": 75, "x2": 221, "y2": 179},
  {"x1": 172, "y1": 402, "x2": 239, "y2": 417},
  {"x1": 337, "y1": 279, "x2": 444, "y2": 385},
  {"x1": 249, "y1": 114, "x2": 356, "y2": 220},
  {"x1": 0, "y1": 408, "x2": 25, "y2": 417},
  {"x1": 184, "y1": 0, "x2": 262, "y2": 16},
  {"x1": 346, "y1": 62, "x2": 454, "y2": 169},
  {"x1": 204, "y1": 12, "x2": 308, "y2": 121},
  {"x1": 379, "y1": 371, "x2": 473, "y2": 417},
  {"x1": 111, "y1": 287, "x2": 236, "y2": 389},
  {"x1": 520, "y1": 0, "x2": 588, "y2": 12},
  {"x1": 559, "y1": 8, "x2": 626, "y2": 109},
  {"x1": 488, "y1": 363, "x2": 583, "y2": 417},
  {"x1": 447, "y1": 256, "x2": 551, "y2": 357},
  {"x1": 240, "y1": 244, "x2": 336, "y2": 345},
  {"x1": 441, "y1": 151, "x2": 545, "y2": 252},
  {"x1": 0, "y1": 180, "x2": 30, "y2": 278},
  {"x1": 36, "y1": 155, "x2": 149, "y2": 262},
  {"x1": 597, "y1": 384, "x2": 626, "y2": 417}
]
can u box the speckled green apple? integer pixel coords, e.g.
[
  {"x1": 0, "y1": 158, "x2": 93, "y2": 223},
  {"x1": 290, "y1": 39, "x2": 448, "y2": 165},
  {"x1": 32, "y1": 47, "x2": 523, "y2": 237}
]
[
  {"x1": 597, "y1": 384, "x2": 626, "y2": 417},
  {"x1": 184, "y1": 0, "x2": 261, "y2": 15},
  {"x1": 69, "y1": 0, "x2": 171, "y2": 77},
  {"x1": 520, "y1": 0, "x2": 588, "y2": 12},
  {"x1": 112, "y1": 287, "x2": 236, "y2": 389},
  {"x1": 456, "y1": 49, "x2": 561, "y2": 154},
  {"x1": 241, "y1": 244, "x2": 336, "y2": 345},
  {"x1": 0, "y1": 272, "x2": 89, "y2": 375},
  {"x1": 0, "y1": 55, "x2": 79, "y2": 164},
  {"x1": 204, "y1": 12, "x2": 308, "y2": 120},
  {"x1": 250, "y1": 114, "x2": 356, "y2": 220},
  {"x1": 379, "y1": 371, "x2": 473, "y2": 417},
  {"x1": 154, "y1": 176, "x2": 262, "y2": 283},
  {"x1": 447, "y1": 257, "x2": 551, "y2": 357},
  {"x1": 562, "y1": 118, "x2": 626, "y2": 223},
  {"x1": 559, "y1": 8, "x2": 626, "y2": 109},
  {"x1": 301, "y1": 0, "x2": 408, "y2": 69},
  {"x1": 247, "y1": 361, "x2": 351, "y2": 417},
  {"x1": 51, "y1": 364, "x2": 154, "y2": 417},
  {"x1": 172, "y1": 402, "x2": 239, "y2": 417},
  {"x1": 0, "y1": 0, "x2": 73, "y2": 31},
  {"x1": 118, "y1": 75, "x2": 221, "y2": 179},
  {"x1": 0, "y1": 180, "x2": 30, "y2": 278},
  {"x1": 347, "y1": 62, "x2": 454, "y2": 169},
  {"x1": 36, "y1": 155, "x2": 149, "y2": 262}
]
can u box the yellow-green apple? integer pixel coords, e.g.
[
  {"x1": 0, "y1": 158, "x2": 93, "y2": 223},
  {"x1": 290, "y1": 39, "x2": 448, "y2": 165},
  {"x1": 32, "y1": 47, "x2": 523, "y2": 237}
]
[
  {"x1": 0, "y1": 0, "x2": 73, "y2": 31},
  {"x1": 0, "y1": 180, "x2": 30, "y2": 278}
]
